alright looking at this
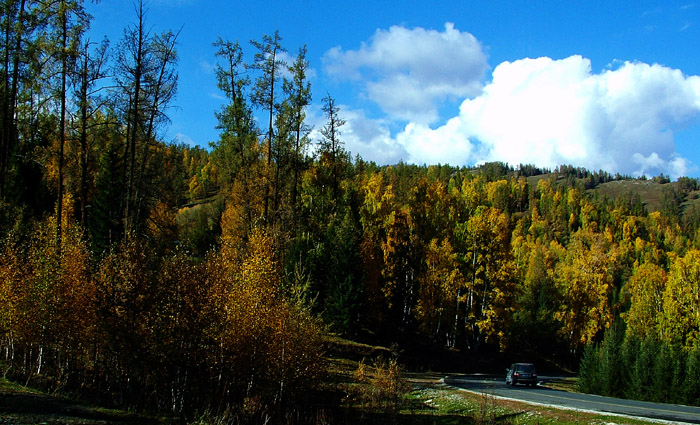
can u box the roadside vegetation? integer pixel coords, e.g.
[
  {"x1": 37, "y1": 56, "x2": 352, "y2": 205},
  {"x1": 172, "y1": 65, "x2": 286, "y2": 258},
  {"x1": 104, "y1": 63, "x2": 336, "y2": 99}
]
[
  {"x1": 0, "y1": 341, "x2": 660, "y2": 425},
  {"x1": 578, "y1": 322, "x2": 700, "y2": 405}
]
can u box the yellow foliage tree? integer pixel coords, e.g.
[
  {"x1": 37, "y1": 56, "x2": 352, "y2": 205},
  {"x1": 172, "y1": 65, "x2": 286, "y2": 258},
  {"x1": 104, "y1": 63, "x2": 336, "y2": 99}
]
[
  {"x1": 209, "y1": 228, "x2": 324, "y2": 403},
  {"x1": 624, "y1": 262, "x2": 667, "y2": 339},
  {"x1": 555, "y1": 229, "x2": 617, "y2": 350},
  {"x1": 415, "y1": 238, "x2": 464, "y2": 345},
  {"x1": 662, "y1": 249, "x2": 700, "y2": 348},
  {"x1": 461, "y1": 206, "x2": 518, "y2": 349}
]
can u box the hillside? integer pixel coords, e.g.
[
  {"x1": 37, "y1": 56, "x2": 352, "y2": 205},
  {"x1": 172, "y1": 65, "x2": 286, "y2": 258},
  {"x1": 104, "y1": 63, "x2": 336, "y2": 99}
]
[{"x1": 593, "y1": 178, "x2": 700, "y2": 213}]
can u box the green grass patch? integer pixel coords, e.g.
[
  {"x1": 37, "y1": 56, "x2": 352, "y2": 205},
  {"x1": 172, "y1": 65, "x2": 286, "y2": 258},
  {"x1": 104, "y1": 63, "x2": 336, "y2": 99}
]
[{"x1": 403, "y1": 378, "x2": 661, "y2": 425}]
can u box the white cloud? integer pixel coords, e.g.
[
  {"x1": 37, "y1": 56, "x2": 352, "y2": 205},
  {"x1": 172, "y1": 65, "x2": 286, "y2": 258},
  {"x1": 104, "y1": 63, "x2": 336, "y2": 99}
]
[
  {"x1": 307, "y1": 104, "x2": 407, "y2": 164},
  {"x1": 396, "y1": 119, "x2": 473, "y2": 166},
  {"x1": 173, "y1": 133, "x2": 196, "y2": 146},
  {"x1": 276, "y1": 49, "x2": 318, "y2": 81},
  {"x1": 323, "y1": 22, "x2": 487, "y2": 124},
  {"x1": 321, "y1": 23, "x2": 700, "y2": 177},
  {"x1": 341, "y1": 108, "x2": 407, "y2": 164},
  {"x1": 481, "y1": 58, "x2": 699, "y2": 177},
  {"x1": 386, "y1": 56, "x2": 700, "y2": 178}
]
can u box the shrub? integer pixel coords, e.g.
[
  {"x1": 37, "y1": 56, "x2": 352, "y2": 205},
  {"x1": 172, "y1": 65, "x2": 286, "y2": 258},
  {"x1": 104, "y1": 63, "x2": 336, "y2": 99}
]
[{"x1": 348, "y1": 357, "x2": 410, "y2": 414}]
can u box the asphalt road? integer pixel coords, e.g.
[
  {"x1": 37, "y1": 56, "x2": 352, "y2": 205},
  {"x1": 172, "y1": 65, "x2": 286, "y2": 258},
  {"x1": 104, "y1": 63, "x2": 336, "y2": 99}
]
[{"x1": 445, "y1": 375, "x2": 700, "y2": 424}]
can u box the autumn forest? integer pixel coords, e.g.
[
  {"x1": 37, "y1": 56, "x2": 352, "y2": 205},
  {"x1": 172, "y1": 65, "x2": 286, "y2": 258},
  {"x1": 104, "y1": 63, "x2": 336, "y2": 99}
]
[{"x1": 2, "y1": 0, "x2": 700, "y2": 421}]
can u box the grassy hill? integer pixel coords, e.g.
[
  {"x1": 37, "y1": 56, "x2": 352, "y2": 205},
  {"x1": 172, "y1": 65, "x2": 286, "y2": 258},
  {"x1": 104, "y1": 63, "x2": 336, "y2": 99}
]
[
  {"x1": 594, "y1": 179, "x2": 667, "y2": 212},
  {"x1": 594, "y1": 178, "x2": 700, "y2": 214}
]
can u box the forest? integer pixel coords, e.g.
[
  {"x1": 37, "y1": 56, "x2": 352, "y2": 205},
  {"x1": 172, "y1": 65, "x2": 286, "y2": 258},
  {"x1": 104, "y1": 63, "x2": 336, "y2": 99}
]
[{"x1": 2, "y1": 0, "x2": 700, "y2": 422}]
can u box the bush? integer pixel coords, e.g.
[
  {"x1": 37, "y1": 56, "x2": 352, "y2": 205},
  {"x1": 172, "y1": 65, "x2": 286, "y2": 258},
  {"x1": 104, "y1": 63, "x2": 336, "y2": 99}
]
[{"x1": 348, "y1": 357, "x2": 410, "y2": 414}]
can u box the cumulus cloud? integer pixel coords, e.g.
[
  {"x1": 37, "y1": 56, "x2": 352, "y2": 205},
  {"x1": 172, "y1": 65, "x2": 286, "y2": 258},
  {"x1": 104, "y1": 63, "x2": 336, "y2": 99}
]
[
  {"x1": 454, "y1": 57, "x2": 700, "y2": 177},
  {"x1": 396, "y1": 120, "x2": 474, "y2": 166},
  {"x1": 173, "y1": 133, "x2": 197, "y2": 146},
  {"x1": 307, "y1": 105, "x2": 407, "y2": 164},
  {"x1": 373, "y1": 56, "x2": 700, "y2": 178},
  {"x1": 322, "y1": 23, "x2": 700, "y2": 178},
  {"x1": 323, "y1": 22, "x2": 488, "y2": 124},
  {"x1": 275, "y1": 50, "x2": 318, "y2": 81}
]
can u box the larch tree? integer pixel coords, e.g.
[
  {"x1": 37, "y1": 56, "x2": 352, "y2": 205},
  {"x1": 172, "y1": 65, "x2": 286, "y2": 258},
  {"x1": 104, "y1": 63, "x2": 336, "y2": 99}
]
[
  {"x1": 115, "y1": 0, "x2": 178, "y2": 237},
  {"x1": 250, "y1": 30, "x2": 285, "y2": 224},
  {"x1": 51, "y1": 0, "x2": 88, "y2": 243},
  {"x1": 416, "y1": 237, "x2": 464, "y2": 346},
  {"x1": 0, "y1": 0, "x2": 30, "y2": 200},
  {"x1": 281, "y1": 45, "x2": 312, "y2": 228},
  {"x1": 318, "y1": 92, "x2": 347, "y2": 205},
  {"x1": 73, "y1": 37, "x2": 109, "y2": 228},
  {"x1": 212, "y1": 37, "x2": 263, "y2": 246},
  {"x1": 212, "y1": 37, "x2": 255, "y2": 185},
  {"x1": 555, "y1": 229, "x2": 617, "y2": 352},
  {"x1": 662, "y1": 249, "x2": 700, "y2": 349},
  {"x1": 458, "y1": 206, "x2": 518, "y2": 350}
]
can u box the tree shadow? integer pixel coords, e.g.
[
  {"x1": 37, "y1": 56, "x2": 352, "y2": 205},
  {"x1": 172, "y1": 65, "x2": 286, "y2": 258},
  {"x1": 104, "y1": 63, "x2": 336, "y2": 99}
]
[{"x1": 0, "y1": 390, "x2": 160, "y2": 424}]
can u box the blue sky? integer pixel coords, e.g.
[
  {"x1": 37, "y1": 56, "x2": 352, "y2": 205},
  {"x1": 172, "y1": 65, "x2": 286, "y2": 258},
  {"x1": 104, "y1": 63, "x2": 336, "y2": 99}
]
[{"x1": 86, "y1": 1, "x2": 700, "y2": 178}]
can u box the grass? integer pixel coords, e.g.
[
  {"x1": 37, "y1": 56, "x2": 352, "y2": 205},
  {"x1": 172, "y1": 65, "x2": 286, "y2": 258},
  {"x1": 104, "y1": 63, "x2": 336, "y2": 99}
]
[
  {"x1": 593, "y1": 178, "x2": 700, "y2": 214},
  {"x1": 593, "y1": 179, "x2": 668, "y2": 212},
  {"x1": 399, "y1": 375, "x2": 660, "y2": 425},
  {"x1": 0, "y1": 377, "x2": 163, "y2": 425}
]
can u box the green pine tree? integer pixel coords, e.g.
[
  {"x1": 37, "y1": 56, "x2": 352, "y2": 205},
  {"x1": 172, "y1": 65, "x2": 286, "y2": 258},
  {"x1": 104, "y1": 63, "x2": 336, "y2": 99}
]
[
  {"x1": 685, "y1": 346, "x2": 700, "y2": 406},
  {"x1": 577, "y1": 343, "x2": 600, "y2": 394}
]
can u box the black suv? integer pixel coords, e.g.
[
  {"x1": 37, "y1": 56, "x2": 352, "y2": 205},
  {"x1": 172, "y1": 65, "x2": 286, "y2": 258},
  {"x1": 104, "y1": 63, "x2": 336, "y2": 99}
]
[{"x1": 505, "y1": 363, "x2": 537, "y2": 387}]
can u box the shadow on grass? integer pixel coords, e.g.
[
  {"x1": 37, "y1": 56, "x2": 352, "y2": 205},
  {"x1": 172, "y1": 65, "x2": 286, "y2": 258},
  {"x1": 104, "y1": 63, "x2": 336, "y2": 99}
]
[{"x1": 0, "y1": 390, "x2": 160, "y2": 424}]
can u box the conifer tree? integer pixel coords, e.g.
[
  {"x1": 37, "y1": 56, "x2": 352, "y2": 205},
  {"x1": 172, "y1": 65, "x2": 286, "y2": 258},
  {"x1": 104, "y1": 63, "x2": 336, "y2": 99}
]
[
  {"x1": 318, "y1": 93, "x2": 347, "y2": 205},
  {"x1": 282, "y1": 45, "x2": 312, "y2": 227},
  {"x1": 685, "y1": 346, "x2": 700, "y2": 406},
  {"x1": 250, "y1": 30, "x2": 285, "y2": 224},
  {"x1": 630, "y1": 335, "x2": 658, "y2": 401},
  {"x1": 651, "y1": 342, "x2": 673, "y2": 402},
  {"x1": 577, "y1": 343, "x2": 600, "y2": 394},
  {"x1": 598, "y1": 322, "x2": 624, "y2": 397},
  {"x1": 115, "y1": 0, "x2": 178, "y2": 237}
]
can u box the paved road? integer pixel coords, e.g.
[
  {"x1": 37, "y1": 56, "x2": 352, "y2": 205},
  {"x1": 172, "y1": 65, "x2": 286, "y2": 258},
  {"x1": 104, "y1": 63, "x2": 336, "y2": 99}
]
[{"x1": 445, "y1": 375, "x2": 700, "y2": 424}]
